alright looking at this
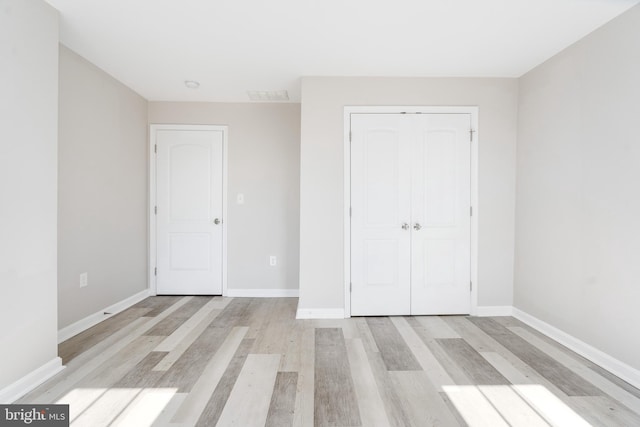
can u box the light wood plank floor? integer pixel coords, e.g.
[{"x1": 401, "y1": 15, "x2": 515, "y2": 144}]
[{"x1": 20, "y1": 297, "x2": 640, "y2": 426}]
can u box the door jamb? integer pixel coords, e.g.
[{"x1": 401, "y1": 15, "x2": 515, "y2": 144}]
[
  {"x1": 343, "y1": 106, "x2": 479, "y2": 317},
  {"x1": 149, "y1": 124, "x2": 229, "y2": 296}
]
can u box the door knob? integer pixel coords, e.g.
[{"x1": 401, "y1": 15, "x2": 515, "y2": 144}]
[
  {"x1": 413, "y1": 223, "x2": 422, "y2": 231},
  {"x1": 213, "y1": 218, "x2": 221, "y2": 225},
  {"x1": 401, "y1": 223, "x2": 410, "y2": 230}
]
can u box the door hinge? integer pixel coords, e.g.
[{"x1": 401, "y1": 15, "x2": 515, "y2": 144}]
[
  {"x1": 349, "y1": 207, "x2": 352, "y2": 217},
  {"x1": 154, "y1": 206, "x2": 157, "y2": 215},
  {"x1": 154, "y1": 267, "x2": 157, "y2": 276},
  {"x1": 350, "y1": 282, "x2": 352, "y2": 292},
  {"x1": 349, "y1": 131, "x2": 352, "y2": 142},
  {"x1": 154, "y1": 144, "x2": 157, "y2": 154},
  {"x1": 470, "y1": 281, "x2": 472, "y2": 291},
  {"x1": 470, "y1": 206, "x2": 473, "y2": 216},
  {"x1": 470, "y1": 129, "x2": 475, "y2": 142}
]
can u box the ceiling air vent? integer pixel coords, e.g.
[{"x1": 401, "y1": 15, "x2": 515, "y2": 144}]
[{"x1": 247, "y1": 90, "x2": 289, "y2": 101}]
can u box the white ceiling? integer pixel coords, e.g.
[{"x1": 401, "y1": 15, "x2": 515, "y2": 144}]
[{"x1": 46, "y1": 0, "x2": 639, "y2": 102}]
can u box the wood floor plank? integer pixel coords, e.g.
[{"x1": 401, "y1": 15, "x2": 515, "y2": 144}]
[
  {"x1": 342, "y1": 318, "x2": 362, "y2": 340},
  {"x1": 215, "y1": 354, "x2": 282, "y2": 427},
  {"x1": 366, "y1": 317, "x2": 421, "y2": 371},
  {"x1": 480, "y1": 351, "x2": 538, "y2": 385},
  {"x1": 138, "y1": 295, "x2": 186, "y2": 317},
  {"x1": 437, "y1": 338, "x2": 510, "y2": 385},
  {"x1": 314, "y1": 328, "x2": 362, "y2": 427},
  {"x1": 365, "y1": 351, "x2": 414, "y2": 427},
  {"x1": 144, "y1": 296, "x2": 210, "y2": 336},
  {"x1": 265, "y1": 372, "x2": 298, "y2": 427},
  {"x1": 439, "y1": 392, "x2": 468, "y2": 427},
  {"x1": 468, "y1": 317, "x2": 603, "y2": 396},
  {"x1": 391, "y1": 371, "x2": 460, "y2": 427},
  {"x1": 477, "y1": 385, "x2": 550, "y2": 426},
  {"x1": 243, "y1": 297, "x2": 275, "y2": 340},
  {"x1": 19, "y1": 318, "x2": 148, "y2": 403},
  {"x1": 568, "y1": 395, "x2": 640, "y2": 427},
  {"x1": 153, "y1": 307, "x2": 222, "y2": 371},
  {"x1": 110, "y1": 388, "x2": 177, "y2": 427},
  {"x1": 390, "y1": 317, "x2": 455, "y2": 390},
  {"x1": 154, "y1": 298, "x2": 252, "y2": 392},
  {"x1": 509, "y1": 325, "x2": 640, "y2": 414},
  {"x1": 72, "y1": 387, "x2": 142, "y2": 427},
  {"x1": 346, "y1": 339, "x2": 391, "y2": 427},
  {"x1": 279, "y1": 313, "x2": 305, "y2": 372},
  {"x1": 61, "y1": 336, "x2": 164, "y2": 422},
  {"x1": 588, "y1": 364, "x2": 640, "y2": 400},
  {"x1": 495, "y1": 315, "x2": 617, "y2": 377},
  {"x1": 253, "y1": 298, "x2": 297, "y2": 354},
  {"x1": 207, "y1": 296, "x2": 233, "y2": 309},
  {"x1": 154, "y1": 325, "x2": 231, "y2": 392},
  {"x1": 448, "y1": 321, "x2": 571, "y2": 399},
  {"x1": 196, "y1": 297, "x2": 251, "y2": 330},
  {"x1": 405, "y1": 317, "x2": 473, "y2": 386},
  {"x1": 23, "y1": 297, "x2": 191, "y2": 404},
  {"x1": 114, "y1": 351, "x2": 167, "y2": 388},
  {"x1": 492, "y1": 315, "x2": 640, "y2": 400},
  {"x1": 479, "y1": 350, "x2": 595, "y2": 422},
  {"x1": 193, "y1": 337, "x2": 255, "y2": 426},
  {"x1": 169, "y1": 326, "x2": 248, "y2": 425},
  {"x1": 151, "y1": 392, "x2": 187, "y2": 427},
  {"x1": 292, "y1": 324, "x2": 315, "y2": 427},
  {"x1": 153, "y1": 297, "x2": 221, "y2": 352},
  {"x1": 354, "y1": 317, "x2": 380, "y2": 353},
  {"x1": 416, "y1": 316, "x2": 461, "y2": 339},
  {"x1": 513, "y1": 384, "x2": 592, "y2": 427},
  {"x1": 59, "y1": 307, "x2": 152, "y2": 363},
  {"x1": 441, "y1": 385, "x2": 510, "y2": 427}
]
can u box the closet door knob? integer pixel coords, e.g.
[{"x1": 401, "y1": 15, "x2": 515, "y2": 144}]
[
  {"x1": 401, "y1": 223, "x2": 410, "y2": 230},
  {"x1": 413, "y1": 223, "x2": 422, "y2": 231}
]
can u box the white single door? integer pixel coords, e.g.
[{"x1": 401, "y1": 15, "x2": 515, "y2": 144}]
[
  {"x1": 350, "y1": 114, "x2": 412, "y2": 316},
  {"x1": 410, "y1": 114, "x2": 471, "y2": 314},
  {"x1": 155, "y1": 128, "x2": 224, "y2": 294},
  {"x1": 350, "y1": 113, "x2": 471, "y2": 315}
]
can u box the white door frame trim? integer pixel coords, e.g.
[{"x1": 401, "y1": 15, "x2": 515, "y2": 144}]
[
  {"x1": 343, "y1": 106, "x2": 479, "y2": 317},
  {"x1": 149, "y1": 124, "x2": 229, "y2": 296}
]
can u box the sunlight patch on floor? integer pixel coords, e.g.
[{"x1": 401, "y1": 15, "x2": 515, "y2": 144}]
[
  {"x1": 443, "y1": 384, "x2": 592, "y2": 427},
  {"x1": 111, "y1": 388, "x2": 178, "y2": 426},
  {"x1": 58, "y1": 387, "x2": 177, "y2": 426},
  {"x1": 57, "y1": 388, "x2": 109, "y2": 422}
]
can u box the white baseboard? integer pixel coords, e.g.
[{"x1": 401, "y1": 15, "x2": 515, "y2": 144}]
[
  {"x1": 512, "y1": 307, "x2": 640, "y2": 390},
  {"x1": 475, "y1": 305, "x2": 513, "y2": 317},
  {"x1": 296, "y1": 308, "x2": 345, "y2": 319},
  {"x1": 0, "y1": 357, "x2": 64, "y2": 403},
  {"x1": 225, "y1": 289, "x2": 299, "y2": 298},
  {"x1": 58, "y1": 289, "x2": 151, "y2": 343}
]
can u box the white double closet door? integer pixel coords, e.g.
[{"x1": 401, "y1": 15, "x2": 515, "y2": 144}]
[{"x1": 351, "y1": 113, "x2": 471, "y2": 316}]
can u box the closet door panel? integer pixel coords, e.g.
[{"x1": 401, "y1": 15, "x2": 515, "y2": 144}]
[
  {"x1": 350, "y1": 114, "x2": 412, "y2": 316},
  {"x1": 411, "y1": 114, "x2": 471, "y2": 315}
]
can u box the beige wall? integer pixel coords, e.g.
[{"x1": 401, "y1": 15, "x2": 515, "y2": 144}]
[
  {"x1": 0, "y1": 0, "x2": 59, "y2": 391},
  {"x1": 58, "y1": 46, "x2": 148, "y2": 329},
  {"x1": 515, "y1": 5, "x2": 640, "y2": 371},
  {"x1": 299, "y1": 77, "x2": 518, "y2": 311},
  {"x1": 148, "y1": 102, "x2": 301, "y2": 293}
]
